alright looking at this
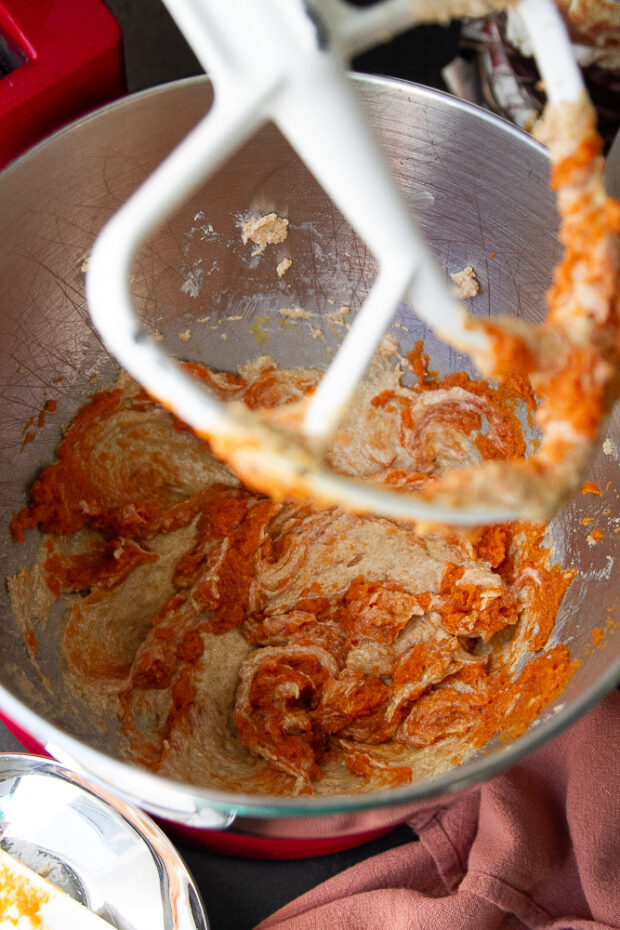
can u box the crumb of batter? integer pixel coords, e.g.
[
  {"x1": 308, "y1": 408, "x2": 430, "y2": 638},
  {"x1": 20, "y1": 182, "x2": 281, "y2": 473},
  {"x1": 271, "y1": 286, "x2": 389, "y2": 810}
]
[
  {"x1": 276, "y1": 258, "x2": 292, "y2": 278},
  {"x1": 325, "y1": 306, "x2": 351, "y2": 323},
  {"x1": 241, "y1": 213, "x2": 289, "y2": 256},
  {"x1": 10, "y1": 352, "x2": 577, "y2": 798},
  {"x1": 450, "y1": 265, "x2": 481, "y2": 299},
  {"x1": 279, "y1": 307, "x2": 314, "y2": 320}
]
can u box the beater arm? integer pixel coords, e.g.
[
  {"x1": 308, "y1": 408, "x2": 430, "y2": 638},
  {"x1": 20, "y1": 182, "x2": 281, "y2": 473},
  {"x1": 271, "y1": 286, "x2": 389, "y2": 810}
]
[{"x1": 88, "y1": 0, "x2": 610, "y2": 527}]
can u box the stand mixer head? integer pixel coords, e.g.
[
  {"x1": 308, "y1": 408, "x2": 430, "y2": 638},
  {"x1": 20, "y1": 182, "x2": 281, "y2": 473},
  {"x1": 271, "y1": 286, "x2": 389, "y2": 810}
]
[{"x1": 86, "y1": 0, "x2": 620, "y2": 528}]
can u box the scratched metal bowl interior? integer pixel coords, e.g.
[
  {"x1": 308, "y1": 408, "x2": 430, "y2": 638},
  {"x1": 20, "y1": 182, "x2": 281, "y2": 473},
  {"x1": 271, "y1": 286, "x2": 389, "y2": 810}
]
[{"x1": 0, "y1": 75, "x2": 618, "y2": 835}]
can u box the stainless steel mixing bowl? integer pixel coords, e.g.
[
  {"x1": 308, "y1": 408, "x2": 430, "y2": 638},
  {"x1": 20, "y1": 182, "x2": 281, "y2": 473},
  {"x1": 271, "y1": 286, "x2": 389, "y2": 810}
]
[{"x1": 0, "y1": 75, "x2": 618, "y2": 843}]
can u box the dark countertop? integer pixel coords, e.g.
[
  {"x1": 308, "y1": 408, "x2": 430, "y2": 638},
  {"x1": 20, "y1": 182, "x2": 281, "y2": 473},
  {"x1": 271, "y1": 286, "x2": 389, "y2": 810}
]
[{"x1": 0, "y1": 3, "x2": 460, "y2": 927}]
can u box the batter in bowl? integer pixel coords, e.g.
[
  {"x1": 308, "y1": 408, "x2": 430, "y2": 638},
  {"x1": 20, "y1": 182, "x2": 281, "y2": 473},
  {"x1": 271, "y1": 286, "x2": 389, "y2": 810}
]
[{"x1": 9, "y1": 345, "x2": 577, "y2": 797}]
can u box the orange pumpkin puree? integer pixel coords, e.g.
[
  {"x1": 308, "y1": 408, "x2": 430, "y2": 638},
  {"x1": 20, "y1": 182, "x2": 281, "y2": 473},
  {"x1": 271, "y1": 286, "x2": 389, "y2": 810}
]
[{"x1": 0, "y1": 861, "x2": 48, "y2": 927}]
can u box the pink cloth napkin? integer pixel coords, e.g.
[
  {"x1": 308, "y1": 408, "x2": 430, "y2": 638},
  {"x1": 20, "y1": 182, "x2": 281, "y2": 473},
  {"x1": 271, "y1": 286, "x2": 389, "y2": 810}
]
[{"x1": 257, "y1": 690, "x2": 620, "y2": 930}]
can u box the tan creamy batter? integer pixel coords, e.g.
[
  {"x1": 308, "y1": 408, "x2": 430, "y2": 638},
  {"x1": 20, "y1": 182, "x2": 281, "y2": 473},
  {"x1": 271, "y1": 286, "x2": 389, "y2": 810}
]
[{"x1": 10, "y1": 350, "x2": 576, "y2": 797}]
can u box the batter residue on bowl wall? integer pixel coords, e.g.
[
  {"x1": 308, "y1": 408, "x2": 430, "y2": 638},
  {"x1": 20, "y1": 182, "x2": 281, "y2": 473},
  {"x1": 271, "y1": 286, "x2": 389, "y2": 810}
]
[{"x1": 9, "y1": 345, "x2": 578, "y2": 797}]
